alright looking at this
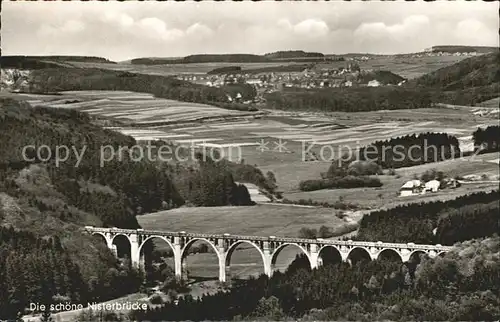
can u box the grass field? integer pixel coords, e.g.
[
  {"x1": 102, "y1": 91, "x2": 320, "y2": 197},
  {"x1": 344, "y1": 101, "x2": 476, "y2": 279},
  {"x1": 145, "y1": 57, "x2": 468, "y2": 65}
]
[{"x1": 16, "y1": 91, "x2": 255, "y2": 127}]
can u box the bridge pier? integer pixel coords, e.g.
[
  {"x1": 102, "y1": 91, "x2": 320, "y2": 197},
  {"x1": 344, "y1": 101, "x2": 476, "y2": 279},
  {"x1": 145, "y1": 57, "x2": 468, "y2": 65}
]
[
  {"x1": 217, "y1": 241, "x2": 227, "y2": 283},
  {"x1": 263, "y1": 243, "x2": 273, "y2": 277},
  {"x1": 173, "y1": 240, "x2": 183, "y2": 281},
  {"x1": 309, "y1": 244, "x2": 319, "y2": 270},
  {"x1": 129, "y1": 234, "x2": 141, "y2": 269}
]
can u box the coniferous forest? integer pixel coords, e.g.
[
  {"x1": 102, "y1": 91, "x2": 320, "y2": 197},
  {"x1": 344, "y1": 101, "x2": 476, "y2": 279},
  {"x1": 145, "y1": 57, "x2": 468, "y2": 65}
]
[
  {"x1": 473, "y1": 125, "x2": 500, "y2": 153},
  {"x1": 357, "y1": 132, "x2": 461, "y2": 168}
]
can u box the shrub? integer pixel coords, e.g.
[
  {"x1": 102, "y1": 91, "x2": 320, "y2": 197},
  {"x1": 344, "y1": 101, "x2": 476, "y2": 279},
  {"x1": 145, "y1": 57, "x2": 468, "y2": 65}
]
[
  {"x1": 298, "y1": 227, "x2": 318, "y2": 239},
  {"x1": 150, "y1": 294, "x2": 164, "y2": 304}
]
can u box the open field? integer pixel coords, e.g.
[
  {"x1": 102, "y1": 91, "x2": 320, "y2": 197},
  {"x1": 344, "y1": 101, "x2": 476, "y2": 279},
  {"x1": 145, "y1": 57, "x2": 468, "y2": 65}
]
[
  {"x1": 12, "y1": 91, "x2": 258, "y2": 127},
  {"x1": 137, "y1": 204, "x2": 346, "y2": 236}
]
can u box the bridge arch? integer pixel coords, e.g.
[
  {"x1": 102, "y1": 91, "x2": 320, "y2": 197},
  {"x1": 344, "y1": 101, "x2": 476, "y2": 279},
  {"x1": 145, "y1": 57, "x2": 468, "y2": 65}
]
[
  {"x1": 347, "y1": 246, "x2": 372, "y2": 264},
  {"x1": 271, "y1": 243, "x2": 312, "y2": 271},
  {"x1": 376, "y1": 248, "x2": 403, "y2": 262},
  {"x1": 138, "y1": 235, "x2": 176, "y2": 257},
  {"x1": 225, "y1": 240, "x2": 266, "y2": 267},
  {"x1": 111, "y1": 233, "x2": 132, "y2": 259},
  {"x1": 181, "y1": 238, "x2": 222, "y2": 262},
  {"x1": 317, "y1": 245, "x2": 342, "y2": 266},
  {"x1": 225, "y1": 241, "x2": 266, "y2": 278},
  {"x1": 408, "y1": 250, "x2": 429, "y2": 263},
  {"x1": 90, "y1": 232, "x2": 109, "y2": 245},
  {"x1": 437, "y1": 251, "x2": 447, "y2": 258}
]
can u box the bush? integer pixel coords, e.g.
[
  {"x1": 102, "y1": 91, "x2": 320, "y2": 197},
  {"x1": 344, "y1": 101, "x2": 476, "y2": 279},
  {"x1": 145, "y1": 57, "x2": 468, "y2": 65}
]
[
  {"x1": 318, "y1": 226, "x2": 334, "y2": 238},
  {"x1": 347, "y1": 161, "x2": 383, "y2": 176},
  {"x1": 298, "y1": 227, "x2": 318, "y2": 239},
  {"x1": 150, "y1": 294, "x2": 164, "y2": 304}
]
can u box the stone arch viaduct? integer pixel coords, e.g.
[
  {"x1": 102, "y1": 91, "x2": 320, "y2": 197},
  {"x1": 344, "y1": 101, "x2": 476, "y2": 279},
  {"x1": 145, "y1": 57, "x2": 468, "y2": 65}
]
[{"x1": 85, "y1": 226, "x2": 452, "y2": 283}]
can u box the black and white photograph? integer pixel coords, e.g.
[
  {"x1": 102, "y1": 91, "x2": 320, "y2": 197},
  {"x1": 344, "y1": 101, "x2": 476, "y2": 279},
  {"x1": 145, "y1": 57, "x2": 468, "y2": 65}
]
[{"x1": 1, "y1": 1, "x2": 499, "y2": 321}]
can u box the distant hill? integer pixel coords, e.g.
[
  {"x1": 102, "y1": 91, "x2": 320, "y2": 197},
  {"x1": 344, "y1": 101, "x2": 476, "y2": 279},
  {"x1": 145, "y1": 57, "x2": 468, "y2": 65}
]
[
  {"x1": 132, "y1": 54, "x2": 270, "y2": 65},
  {"x1": 357, "y1": 70, "x2": 405, "y2": 85},
  {"x1": 264, "y1": 50, "x2": 323, "y2": 59},
  {"x1": 1, "y1": 56, "x2": 64, "y2": 69},
  {"x1": 0, "y1": 55, "x2": 115, "y2": 69},
  {"x1": 131, "y1": 51, "x2": 332, "y2": 65},
  {"x1": 428, "y1": 45, "x2": 498, "y2": 54}
]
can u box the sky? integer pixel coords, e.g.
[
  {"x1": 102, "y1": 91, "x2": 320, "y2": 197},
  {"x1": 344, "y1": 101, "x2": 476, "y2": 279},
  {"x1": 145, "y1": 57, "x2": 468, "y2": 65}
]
[{"x1": 2, "y1": 1, "x2": 499, "y2": 61}]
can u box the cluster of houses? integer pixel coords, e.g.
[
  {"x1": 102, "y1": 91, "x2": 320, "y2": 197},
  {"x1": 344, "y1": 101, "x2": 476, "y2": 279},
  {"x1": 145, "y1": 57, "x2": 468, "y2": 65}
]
[
  {"x1": 176, "y1": 63, "x2": 396, "y2": 91},
  {"x1": 399, "y1": 178, "x2": 460, "y2": 197},
  {"x1": 422, "y1": 49, "x2": 479, "y2": 57}
]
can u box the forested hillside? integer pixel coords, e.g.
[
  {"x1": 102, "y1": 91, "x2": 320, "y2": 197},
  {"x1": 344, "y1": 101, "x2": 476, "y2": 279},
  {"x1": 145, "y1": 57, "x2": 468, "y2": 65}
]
[
  {"x1": 0, "y1": 97, "x2": 273, "y2": 318},
  {"x1": 407, "y1": 52, "x2": 500, "y2": 105},
  {"x1": 356, "y1": 70, "x2": 405, "y2": 85},
  {"x1": 0, "y1": 56, "x2": 115, "y2": 69}
]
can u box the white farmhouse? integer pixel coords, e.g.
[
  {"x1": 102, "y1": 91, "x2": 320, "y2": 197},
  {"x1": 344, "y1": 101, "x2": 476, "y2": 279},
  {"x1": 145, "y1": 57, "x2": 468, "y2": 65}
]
[
  {"x1": 367, "y1": 80, "x2": 381, "y2": 87},
  {"x1": 423, "y1": 180, "x2": 440, "y2": 194}
]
